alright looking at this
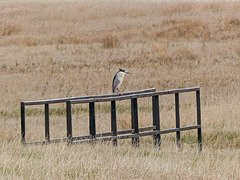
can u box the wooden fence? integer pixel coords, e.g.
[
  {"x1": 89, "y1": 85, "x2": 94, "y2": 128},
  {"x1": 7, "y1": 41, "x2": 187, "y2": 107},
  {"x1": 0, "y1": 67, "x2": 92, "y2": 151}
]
[{"x1": 21, "y1": 87, "x2": 202, "y2": 150}]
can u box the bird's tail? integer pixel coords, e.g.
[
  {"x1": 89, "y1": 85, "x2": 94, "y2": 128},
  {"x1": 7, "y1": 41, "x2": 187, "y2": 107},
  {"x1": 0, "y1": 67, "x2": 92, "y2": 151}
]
[{"x1": 112, "y1": 84, "x2": 115, "y2": 93}]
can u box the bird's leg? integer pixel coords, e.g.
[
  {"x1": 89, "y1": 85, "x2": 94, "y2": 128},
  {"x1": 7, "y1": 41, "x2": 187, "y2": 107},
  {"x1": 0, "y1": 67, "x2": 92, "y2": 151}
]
[
  {"x1": 117, "y1": 88, "x2": 120, "y2": 94},
  {"x1": 117, "y1": 88, "x2": 122, "y2": 95}
]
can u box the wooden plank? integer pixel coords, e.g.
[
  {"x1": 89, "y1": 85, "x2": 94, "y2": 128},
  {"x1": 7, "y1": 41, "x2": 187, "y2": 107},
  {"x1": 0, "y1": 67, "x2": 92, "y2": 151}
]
[
  {"x1": 66, "y1": 101, "x2": 72, "y2": 144},
  {"x1": 175, "y1": 93, "x2": 181, "y2": 148},
  {"x1": 73, "y1": 135, "x2": 91, "y2": 141},
  {"x1": 25, "y1": 141, "x2": 49, "y2": 145},
  {"x1": 196, "y1": 90, "x2": 202, "y2": 151},
  {"x1": 25, "y1": 138, "x2": 68, "y2": 145},
  {"x1": 89, "y1": 102, "x2": 96, "y2": 139},
  {"x1": 117, "y1": 126, "x2": 156, "y2": 135},
  {"x1": 160, "y1": 125, "x2": 200, "y2": 134},
  {"x1": 71, "y1": 125, "x2": 201, "y2": 144},
  {"x1": 131, "y1": 98, "x2": 139, "y2": 147},
  {"x1": 25, "y1": 126, "x2": 158, "y2": 145},
  {"x1": 21, "y1": 102, "x2": 25, "y2": 144},
  {"x1": 118, "y1": 125, "x2": 200, "y2": 137},
  {"x1": 152, "y1": 95, "x2": 161, "y2": 147},
  {"x1": 45, "y1": 104, "x2": 50, "y2": 141},
  {"x1": 71, "y1": 126, "x2": 156, "y2": 141},
  {"x1": 22, "y1": 88, "x2": 156, "y2": 106},
  {"x1": 25, "y1": 125, "x2": 200, "y2": 145},
  {"x1": 72, "y1": 137, "x2": 112, "y2": 144},
  {"x1": 111, "y1": 101, "x2": 117, "y2": 146},
  {"x1": 71, "y1": 87, "x2": 200, "y2": 104}
]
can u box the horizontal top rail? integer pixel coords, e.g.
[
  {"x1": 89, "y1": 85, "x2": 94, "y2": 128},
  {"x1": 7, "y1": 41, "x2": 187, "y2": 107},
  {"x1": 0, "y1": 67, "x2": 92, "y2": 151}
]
[
  {"x1": 71, "y1": 87, "x2": 200, "y2": 104},
  {"x1": 22, "y1": 88, "x2": 156, "y2": 106}
]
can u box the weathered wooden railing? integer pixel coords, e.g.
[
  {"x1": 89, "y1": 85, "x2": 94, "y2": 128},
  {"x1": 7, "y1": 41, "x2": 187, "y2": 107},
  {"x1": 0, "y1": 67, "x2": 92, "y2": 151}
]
[
  {"x1": 21, "y1": 88, "x2": 156, "y2": 143},
  {"x1": 21, "y1": 87, "x2": 202, "y2": 150}
]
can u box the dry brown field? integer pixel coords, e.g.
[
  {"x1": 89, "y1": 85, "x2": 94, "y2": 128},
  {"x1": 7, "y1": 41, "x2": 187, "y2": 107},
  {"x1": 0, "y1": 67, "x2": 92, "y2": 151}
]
[{"x1": 1, "y1": 0, "x2": 240, "y2": 179}]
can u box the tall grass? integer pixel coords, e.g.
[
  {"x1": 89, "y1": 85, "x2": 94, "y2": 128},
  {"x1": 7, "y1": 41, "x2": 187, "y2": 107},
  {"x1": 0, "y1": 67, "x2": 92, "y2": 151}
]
[{"x1": 1, "y1": 0, "x2": 240, "y2": 179}]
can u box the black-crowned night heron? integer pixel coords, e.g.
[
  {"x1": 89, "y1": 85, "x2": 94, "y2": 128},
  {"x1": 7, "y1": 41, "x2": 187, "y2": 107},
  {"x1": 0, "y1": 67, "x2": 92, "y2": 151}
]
[{"x1": 112, "y1": 69, "x2": 130, "y2": 93}]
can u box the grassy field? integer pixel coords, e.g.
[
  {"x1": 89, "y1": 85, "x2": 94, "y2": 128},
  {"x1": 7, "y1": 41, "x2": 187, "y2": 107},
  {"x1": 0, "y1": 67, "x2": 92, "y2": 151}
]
[{"x1": 1, "y1": 0, "x2": 240, "y2": 179}]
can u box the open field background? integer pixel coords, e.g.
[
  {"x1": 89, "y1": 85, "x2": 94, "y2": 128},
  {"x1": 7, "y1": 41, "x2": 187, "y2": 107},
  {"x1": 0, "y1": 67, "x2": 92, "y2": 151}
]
[{"x1": 1, "y1": 0, "x2": 240, "y2": 179}]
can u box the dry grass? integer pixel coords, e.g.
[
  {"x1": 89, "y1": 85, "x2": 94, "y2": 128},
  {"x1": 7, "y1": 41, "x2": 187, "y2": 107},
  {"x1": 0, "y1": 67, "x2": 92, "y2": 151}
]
[{"x1": 1, "y1": 0, "x2": 240, "y2": 179}]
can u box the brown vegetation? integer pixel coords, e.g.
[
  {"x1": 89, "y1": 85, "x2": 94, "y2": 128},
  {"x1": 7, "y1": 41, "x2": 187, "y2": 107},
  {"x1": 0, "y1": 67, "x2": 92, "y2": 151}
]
[{"x1": 1, "y1": 0, "x2": 240, "y2": 179}]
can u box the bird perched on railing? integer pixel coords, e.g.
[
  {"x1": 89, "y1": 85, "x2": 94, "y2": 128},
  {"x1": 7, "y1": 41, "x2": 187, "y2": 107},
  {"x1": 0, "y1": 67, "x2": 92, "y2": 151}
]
[{"x1": 112, "y1": 69, "x2": 130, "y2": 94}]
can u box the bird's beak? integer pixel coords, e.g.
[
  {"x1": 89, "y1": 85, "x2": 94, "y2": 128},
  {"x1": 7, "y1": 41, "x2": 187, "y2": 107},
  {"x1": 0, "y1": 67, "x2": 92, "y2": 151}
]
[{"x1": 125, "y1": 71, "x2": 130, "y2": 74}]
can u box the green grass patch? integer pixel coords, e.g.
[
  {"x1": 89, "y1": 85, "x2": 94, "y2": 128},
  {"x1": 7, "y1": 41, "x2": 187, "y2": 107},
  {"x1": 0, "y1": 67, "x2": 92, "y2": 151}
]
[
  {"x1": 166, "y1": 131, "x2": 240, "y2": 149},
  {"x1": 20, "y1": 149, "x2": 43, "y2": 160},
  {"x1": 204, "y1": 131, "x2": 240, "y2": 148}
]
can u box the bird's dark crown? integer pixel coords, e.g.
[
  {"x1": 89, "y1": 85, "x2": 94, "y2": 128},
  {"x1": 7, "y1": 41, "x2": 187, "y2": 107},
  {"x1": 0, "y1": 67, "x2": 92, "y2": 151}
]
[{"x1": 119, "y1": 69, "x2": 125, "y2": 72}]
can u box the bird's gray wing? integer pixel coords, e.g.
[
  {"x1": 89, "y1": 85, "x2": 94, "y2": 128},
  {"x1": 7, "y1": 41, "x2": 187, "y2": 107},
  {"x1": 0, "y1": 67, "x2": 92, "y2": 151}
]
[{"x1": 112, "y1": 73, "x2": 120, "y2": 93}]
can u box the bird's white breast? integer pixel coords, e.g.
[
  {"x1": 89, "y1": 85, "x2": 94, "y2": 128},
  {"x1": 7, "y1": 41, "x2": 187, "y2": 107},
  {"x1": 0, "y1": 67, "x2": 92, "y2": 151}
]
[{"x1": 116, "y1": 72, "x2": 125, "y2": 88}]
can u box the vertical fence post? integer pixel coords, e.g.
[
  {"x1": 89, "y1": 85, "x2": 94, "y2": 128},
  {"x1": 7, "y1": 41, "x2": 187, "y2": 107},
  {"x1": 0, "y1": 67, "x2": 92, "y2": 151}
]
[
  {"x1": 21, "y1": 102, "x2": 25, "y2": 144},
  {"x1": 89, "y1": 102, "x2": 96, "y2": 142},
  {"x1": 45, "y1": 104, "x2": 50, "y2": 141},
  {"x1": 66, "y1": 101, "x2": 72, "y2": 144},
  {"x1": 152, "y1": 95, "x2": 161, "y2": 147},
  {"x1": 111, "y1": 101, "x2": 117, "y2": 146},
  {"x1": 175, "y1": 93, "x2": 181, "y2": 148},
  {"x1": 131, "y1": 98, "x2": 139, "y2": 147},
  {"x1": 196, "y1": 90, "x2": 202, "y2": 151}
]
